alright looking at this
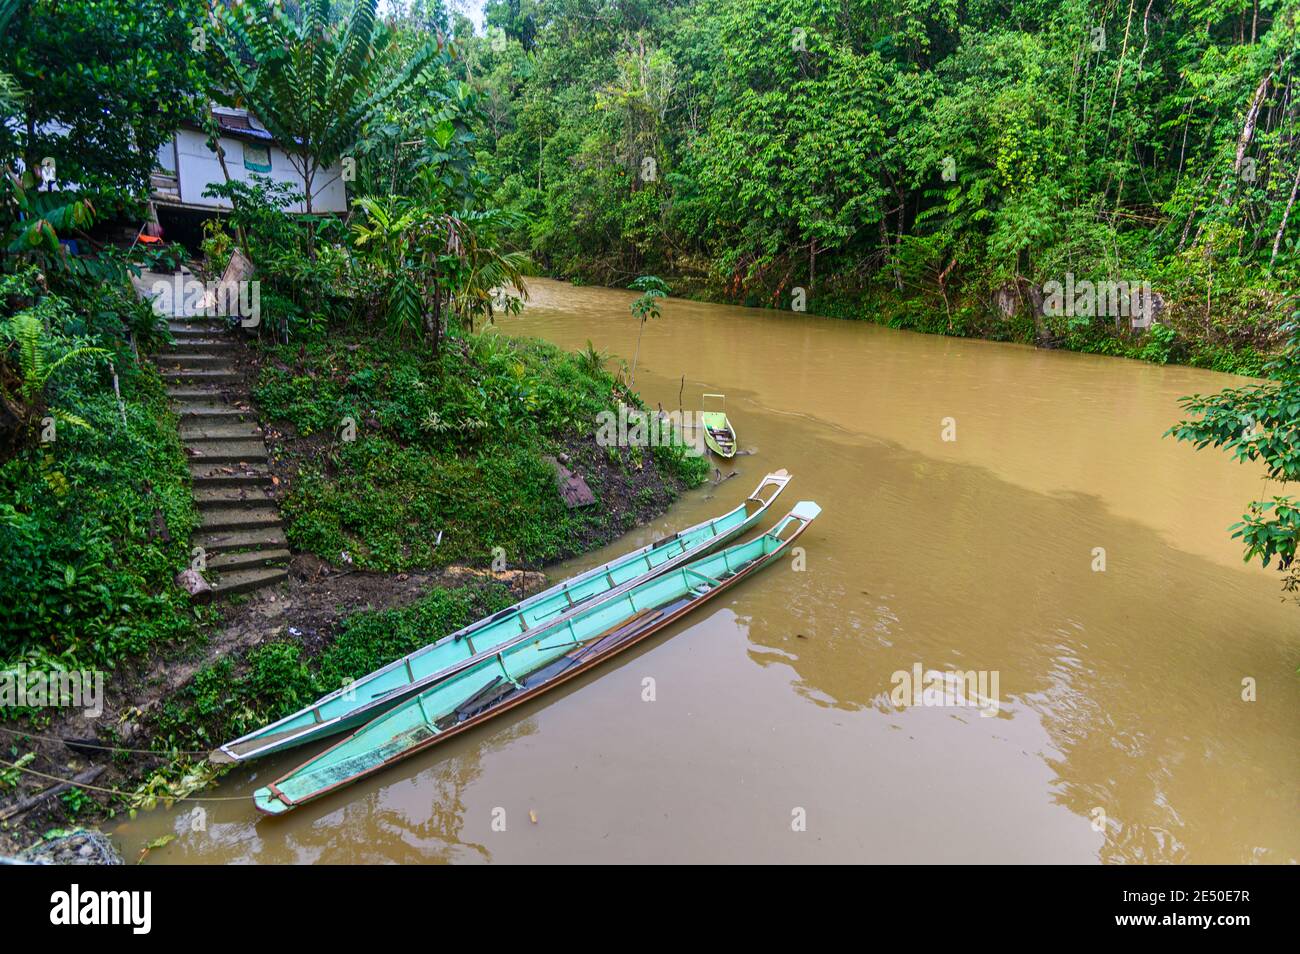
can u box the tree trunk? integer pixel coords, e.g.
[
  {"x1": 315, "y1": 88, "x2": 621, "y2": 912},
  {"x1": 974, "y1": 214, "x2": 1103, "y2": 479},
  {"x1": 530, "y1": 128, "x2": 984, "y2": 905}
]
[
  {"x1": 208, "y1": 128, "x2": 249, "y2": 261},
  {"x1": 301, "y1": 155, "x2": 317, "y2": 260},
  {"x1": 1235, "y1": 73, "x2": 1273, "y2": 175},
  {"x1": 1269, "y1": 159, "x2": 1300, "y2": 273},
  {"x1": 630, "y1": 320, "x2": 645, "y2": 387},
  {"x1": 432, "y1": 284, "x2": 443, "y2": 359}
]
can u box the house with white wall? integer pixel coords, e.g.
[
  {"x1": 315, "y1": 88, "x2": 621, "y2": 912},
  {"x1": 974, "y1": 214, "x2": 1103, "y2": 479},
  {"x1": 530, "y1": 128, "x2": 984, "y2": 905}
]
[{"x1": 151, "y1": 106, "x2": 348, "y2": 215}]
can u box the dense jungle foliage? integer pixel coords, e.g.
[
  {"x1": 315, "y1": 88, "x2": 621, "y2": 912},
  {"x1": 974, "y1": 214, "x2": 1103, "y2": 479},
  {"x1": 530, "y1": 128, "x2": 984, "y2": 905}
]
[
  {"x1": 456, "y1": 0, "x2": 1299, "y2": 370},
  {"x1": 0, "y1": 0, "x2": 707, "y2": 682},
  {"x1": 0, "y1": 0, "x2": 209, "y2": 676}
]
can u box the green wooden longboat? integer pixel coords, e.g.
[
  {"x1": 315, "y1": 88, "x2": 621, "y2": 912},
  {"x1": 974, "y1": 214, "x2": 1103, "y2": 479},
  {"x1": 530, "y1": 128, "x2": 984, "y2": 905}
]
[
  {"x1": 211, "y1": 469, "x2": 792, "y2": 765},
  {"x1": 701, "y1": 393, "x2": 737, "y2": 458},
  {"x1": 254, "y1": 500, "x2": 821, "y2": 815}
]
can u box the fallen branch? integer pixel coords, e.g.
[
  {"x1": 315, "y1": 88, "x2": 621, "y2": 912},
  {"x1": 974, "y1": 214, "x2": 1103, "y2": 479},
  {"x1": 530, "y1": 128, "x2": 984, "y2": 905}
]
[{"x1": 0, "y1": 766, "x2": 105, "y2": 822}]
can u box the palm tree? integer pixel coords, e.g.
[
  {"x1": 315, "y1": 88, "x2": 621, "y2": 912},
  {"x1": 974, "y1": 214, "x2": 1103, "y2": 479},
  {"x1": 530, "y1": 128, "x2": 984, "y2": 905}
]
[
  {"x1": 211, "y1": 0, "x2": 445, "y2": 217},
  {"x1": 449, "y1": 209, "x2": 533, "y2": 333},
  {"x1": 627, "y1": 275, "x2": 669, "y2": 387},
  {"x1": 352, "y1": 174, "x2": 534, "y2": 354}
]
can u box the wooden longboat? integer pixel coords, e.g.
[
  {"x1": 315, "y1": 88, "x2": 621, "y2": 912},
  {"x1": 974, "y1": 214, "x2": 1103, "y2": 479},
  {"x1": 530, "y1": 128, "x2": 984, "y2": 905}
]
[
  {"x1": 211, "y1": 469, "x2": 792, "y2": 765},
  {"x1": 253, "y1": 501, "x2": 821, "y2": 814}
]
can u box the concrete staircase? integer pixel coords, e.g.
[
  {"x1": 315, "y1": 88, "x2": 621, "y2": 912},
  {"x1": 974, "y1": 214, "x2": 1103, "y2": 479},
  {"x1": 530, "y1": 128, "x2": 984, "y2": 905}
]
[{"x1": 141, "y1": 271, "x2": 289, "y2": 597}]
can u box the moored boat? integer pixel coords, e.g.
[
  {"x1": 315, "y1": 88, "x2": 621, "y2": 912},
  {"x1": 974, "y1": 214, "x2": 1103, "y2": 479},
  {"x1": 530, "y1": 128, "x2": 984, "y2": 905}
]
[
  {"x1": 701, "y1": 393, "x2": 737, "y2": 457},
  {"x1": 211, "y1": 469, "x2": 792, "y2": 764},
  {"x1": 253, "y1": 500, "x2": 821, "y2": 814}
]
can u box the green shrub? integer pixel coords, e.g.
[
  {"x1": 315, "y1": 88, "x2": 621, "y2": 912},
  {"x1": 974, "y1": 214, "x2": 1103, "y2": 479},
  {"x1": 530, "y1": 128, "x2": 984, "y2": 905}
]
[
  {"x1": 258, "y1": 327, "x2": 708, "y2": 572},
  {"x1": 0, "y1": 279, "x2": 201, "y2": 675}
]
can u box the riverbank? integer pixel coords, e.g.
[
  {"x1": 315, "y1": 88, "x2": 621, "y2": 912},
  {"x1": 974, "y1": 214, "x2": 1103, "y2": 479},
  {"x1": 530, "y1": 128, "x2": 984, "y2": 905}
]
[
  {"x1": 0, "y1": 567, "x2": 527, "y2": 855},
  {"x1": 246, "y1": 326, "x2": 708, "y2": 570},
  {"x1": 556, "y1": 268, "x2": 1287, "y2": 379},
  {"x1": 0, "y1": 305, "x2": 711, "y2": 854},
  {"x1": 106, "y1": 281, "x2": 1299, "y2": 864}
]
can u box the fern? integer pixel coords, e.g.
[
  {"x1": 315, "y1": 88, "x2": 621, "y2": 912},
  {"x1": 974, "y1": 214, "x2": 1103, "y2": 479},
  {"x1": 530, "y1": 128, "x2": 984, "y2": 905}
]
[{"x1": 4, "y1": 312, "x2": 110, "y2": 427}]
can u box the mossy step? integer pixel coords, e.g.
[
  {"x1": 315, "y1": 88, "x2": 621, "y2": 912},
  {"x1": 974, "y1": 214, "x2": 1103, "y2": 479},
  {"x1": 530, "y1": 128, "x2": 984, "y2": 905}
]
[
  {"x1": 207, "y1": 548, "x2": 291, "y2": 572},
  {"x1": 193, "y1": 526, "x2": 287, "y2": 554},
  {"x1": 180, "y1": 422, "x2": 264, "y2": 442},
  {"x1": 173, "y1": 404, "x2": 255, "y2": 423},
  {"x1": 194, "y1": 484, "x2": 276, "y2": 506},
  {"x1": 156, "y1": 353, "x2": 235, "y2": 367},
  {"x1": 188, "y1": 464, "x2": 271, "y2": 484},
  {"x1": 167, "y1": 319, "x2": 228, "y2": 333},
  {"x1": 199, "y1": 505, "x2": 282, "y2": 532},
  {"x1": 161, "y1": 369, "x2": 242, "y2": 384},
  {"x1": 166, "y1": 386, "x2": 232, "y2": 401},
  {"x1": 210, "y1": 566, "x2": 289, "y2": 596},
  {"x1": 164, "y1": 338, "x2": 237, "y2": 352},
  {"x1": 184, "y1": 440, "x2": 268, "y2": 463}
]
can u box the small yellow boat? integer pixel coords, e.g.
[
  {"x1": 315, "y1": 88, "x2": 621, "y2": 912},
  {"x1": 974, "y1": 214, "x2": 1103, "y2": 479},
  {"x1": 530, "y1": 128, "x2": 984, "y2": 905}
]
[{"x1": 702, "y1": 393, "x2": 737, "y2": 457}]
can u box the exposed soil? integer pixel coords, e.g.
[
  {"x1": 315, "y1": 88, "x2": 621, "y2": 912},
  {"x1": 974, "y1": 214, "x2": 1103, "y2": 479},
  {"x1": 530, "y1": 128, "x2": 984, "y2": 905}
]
[{"x1": 0, "y1": 558, "x2": 544, "y2": 856}]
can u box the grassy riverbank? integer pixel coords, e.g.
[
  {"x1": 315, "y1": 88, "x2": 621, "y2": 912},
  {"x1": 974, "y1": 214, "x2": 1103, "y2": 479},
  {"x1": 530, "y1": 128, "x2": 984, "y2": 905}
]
[
  {"x1": 0, "y1": 298, "x2": 711, "y2": 852},
  {"x1": 251, "y1": 324, "x2": 710, "y2": 571},
  {"x1": 0, "y1": 268, "x2": 207, "y2": 688}
]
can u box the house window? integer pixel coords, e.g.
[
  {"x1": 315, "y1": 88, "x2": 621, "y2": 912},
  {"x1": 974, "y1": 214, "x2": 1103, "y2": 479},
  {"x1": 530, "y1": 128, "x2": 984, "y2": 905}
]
[
  {"x1": 155, "y1": 137, "x2": 177, "y2": 175},
  {"x1": 243, "y1": 144, "x2": 272, "y2": 173}
]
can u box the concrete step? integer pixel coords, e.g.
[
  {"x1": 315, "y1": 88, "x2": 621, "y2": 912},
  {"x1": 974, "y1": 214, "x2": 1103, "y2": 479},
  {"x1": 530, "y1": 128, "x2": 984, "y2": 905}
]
[
  {"x1": 161, "y1": 369, "x2": 242, "y2": 385},
  {"x1": 189, "y1": 464, "x2": 271, "y2": 484},
  {"x1": 173, "y1": 404, "x2": 256, "y2": 424},
  {"x1": 194, "y1": 484, "x2": 277, "y2": 507},
  {"x1": 210, "y1": 566, "x2": 289, "y2": 596},
  {"x1": 166, "y1": 388, "x2": 232, "y2": 404},
  {"x1": 208, "y1": 548, "x2": 291, "y2": 572},
  {"x1": 164, "y1": 338, "x2": 237, "y2": 353},
  {"x1": 200, "y1": 505, "x2": 282, "y2": 532},
  {"x1": 193, "y1": 525, "x2": 288, "y2": 554},
  {"x1": 180, "y1": 422, "x2": 264, "y2": 442},
  {"x1": 184, "y1": 440, "x2": 268, "y2": 463},
  {"x1": 156, "y1": 353, "x2": 235, "y2": 368},
  {"x1": 168, "y1": 319, "x2": 228, "y2": 334}
]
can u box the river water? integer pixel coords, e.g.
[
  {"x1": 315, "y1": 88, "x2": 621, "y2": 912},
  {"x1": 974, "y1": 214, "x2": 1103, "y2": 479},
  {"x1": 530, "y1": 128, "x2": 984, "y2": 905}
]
[{"x1": 115, "y1": 278, "x2": 1298, "y2": 863}]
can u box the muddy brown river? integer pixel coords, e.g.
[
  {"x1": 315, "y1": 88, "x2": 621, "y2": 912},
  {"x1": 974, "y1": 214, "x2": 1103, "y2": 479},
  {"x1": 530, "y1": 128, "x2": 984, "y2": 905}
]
[{"x1": 116, "y1": 278, "x2": 1299, "y2": 863}]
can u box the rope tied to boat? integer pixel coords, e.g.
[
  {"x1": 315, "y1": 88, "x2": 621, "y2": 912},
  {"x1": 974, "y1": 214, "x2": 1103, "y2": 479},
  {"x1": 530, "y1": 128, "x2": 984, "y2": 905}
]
[
  {"x1": 0, "y1": 755, "x2": 248, "y2": 803},
  {"x1": 0, "y1": 724, "x2": 211, "y2": 756}
]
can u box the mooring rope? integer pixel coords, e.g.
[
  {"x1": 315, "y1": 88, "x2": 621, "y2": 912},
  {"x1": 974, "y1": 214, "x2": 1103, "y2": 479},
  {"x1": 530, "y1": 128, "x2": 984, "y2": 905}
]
[
  {"x1": 0, "y1": 724, "x2": 210, "y2": 757},
  {"x1": 0, "y1": 756, "x2": 249, "y2": 803}
]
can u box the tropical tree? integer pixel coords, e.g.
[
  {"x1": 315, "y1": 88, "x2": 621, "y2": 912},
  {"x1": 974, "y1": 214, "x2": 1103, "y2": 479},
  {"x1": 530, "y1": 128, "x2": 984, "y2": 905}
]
[
  {"x1": 211, "y1": 0, "x2": 447, "y2": 216},
  {"x1": 0, "y1": 0, "x2": 22, "y2": 123},
  {"x1": 1168, "y1": 312, "x2": 1300, "y2": 602},
  {"x1": 0, "y1": 0, "x2": 202, "y2": 202},
  {"x1": 627, "y1": 274, "x2": 668, "y2": 386},
  {"x1": 450, "y1": 208, "x2": 532, "y2": 332},
  {"x1": 352, "y1": 173, "x2": 532, "y2": 351}
]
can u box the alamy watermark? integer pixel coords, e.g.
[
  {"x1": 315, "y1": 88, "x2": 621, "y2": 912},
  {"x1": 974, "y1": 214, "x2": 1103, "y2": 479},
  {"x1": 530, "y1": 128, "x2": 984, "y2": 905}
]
[
  {"x1": 422, "y1": 410, "x2": 488, "y2": 433},
  {"x1": 890, "y1": 663, "x2": 1000, "y2": 718},
  {"x1": 0, "y1": 664, "x2": 104, "y2": 717},
  {"x1": 1042, "y1": 273, "x2": 1156, "y2": 329},
  {"x1": 150, "y1": 276, "x2": 261, "y2": 327},
  {"x1": 595, "y1": 403, "x2": 707, "y2": 456}
]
